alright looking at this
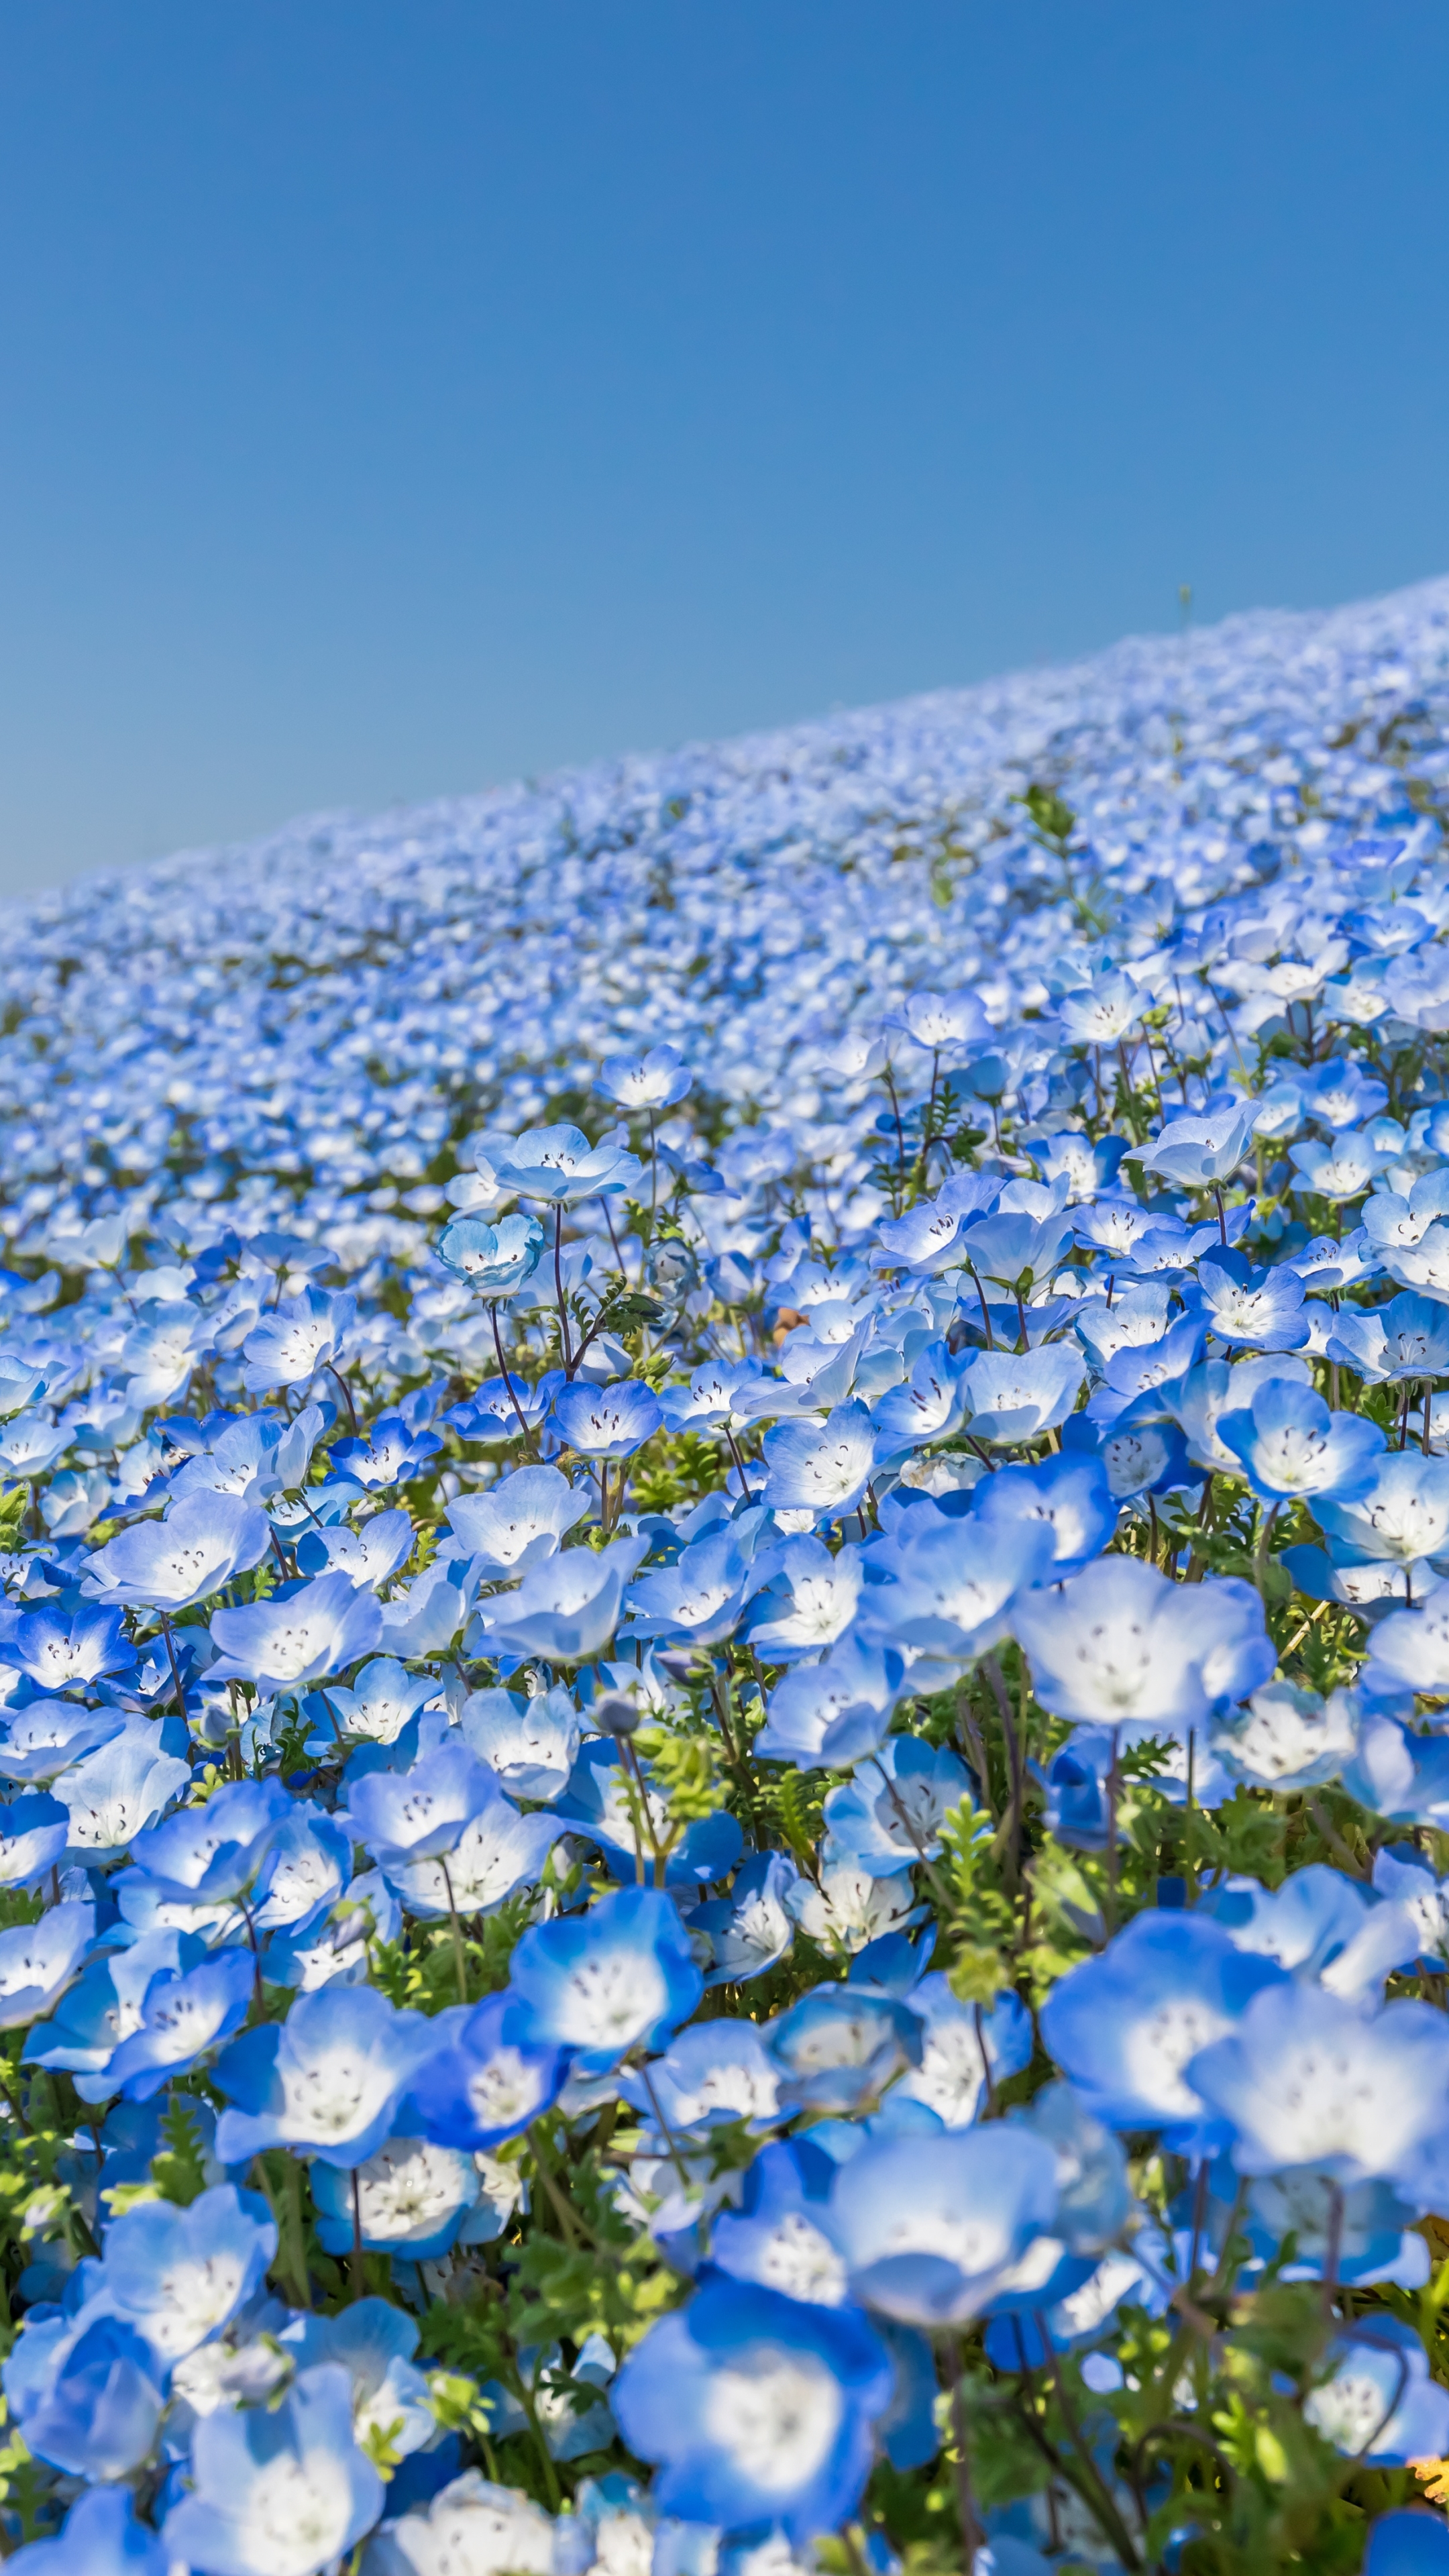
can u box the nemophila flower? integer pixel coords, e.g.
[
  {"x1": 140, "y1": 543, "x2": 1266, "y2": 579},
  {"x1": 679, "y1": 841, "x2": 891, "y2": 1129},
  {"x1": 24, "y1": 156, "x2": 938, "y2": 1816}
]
[
  {"x1": 957, "y1": 1344, "x2": 1085, "y2": 1444},
  {"x1": 6, "y1": 1602, "x2": 135, "y2": 1692},
  {"x1": 446, "y1": 1462, "x2": 590, "y2": 1573},
  {"x1": 101, "y1": 1947, "x2": 256, "y2": 2100},
  {"x1": 5, "y1": 2308, "x2": 164, "y2": 2481},
  {"x1": 162, "y1": 2359, "x2": 384, "y2": 2576},
  {"x1": 448, "y1": 1366, "x2": 567, "y2": 1444},
  {"x1": 0, "y1": 1900, "x2": 94, "y2": 2028},
  {"x1": 657, "y1": 1356, "x2": 763, "y2": 1430},
  {"x1": 486, "y1": 1123, "x2": 641, "y2": 1203},
  {"x1": 890, "y1": 1976, "x2": 1033, "y2": 2125},
  {"x1": 767, "y1": 1985, "x2": 922, "y2": 2114},
  {"x1": 1289, "y1": 1133, "x2": 1388, "y2": 1200},
  {"x1": 627, "y1": 1529, "x2": 761, "y2": 1648},
  {"x1": 1187, "y1": 1983, "x2": 1449, "y2": 2189},
  {"x1": 1327, "y1": 1289, "x2": 1449, "y2": 1385},
  {"x1": 98, "y1": 2182, "x2": 276, "y2": 2361},
  {"x1": 1212, "y1": 1682, "x2": 1362, "y2": 1791},
  {"x1": 250, "y1": 1809, "x2": 354, "y2": 1936},
  {"x1": 787, "y1": 1854, "x2": 924, "y2": 1954},
  {"x1": 1136, "y1": 1102, "x2": 1253, "y2": 1188},
  {"x1": 331, "y1": 1410, "x2": 442, "y2": 1491},
  {"x1": 1344, "y1": 1714, "x2": 1449, "y2": 1830},
  {"x1": 83, "y1": 1490, "x2": 272, "y2": 1609},
  {"x1": 612, "y1": 2273, "x2": 894, "y2": 2546},
  {"x1": 1199, "y1": 1863, "x2": 1420, "y2": 2001},
  {"x1": 753, "y1": 1635, "x2": 904, "y2": 1768},
  {"x1": 1064, "y1": 1404, "x2": 1192, "y2": 1502},
  {"x1": 23, "y1": 1925, "x2": 186, "y2": 2092},
  {"x1": 875, "y1": 1175, "x2": 998, "y2": 1275},
  {"x1": 1363, "y1": 1578, "x2": 1449, "y2": 1695},
  {"x1": 320, "y1": 1657, "x2": 437, "y2": 1746},
  {"x1": 213, "y1": 1984, "x2": 433, "y2": 2167},
  {"x1": 859, "y1": 1511, "x2": 1053, "y2": 1676},
  {"x1": 436, "y1": 1210, "x2": 545, "y2": 1296},
  {"x1": 241, "y1": 1285, "x2": 356, "y2": 1395},
  {"x1": 1191, "y1": 1247, "x2": 1309, "y2": 1351},
  {"x1": 1316, "y1": 1450, "x2": 1449, "y2": 1567},
  {"x1": 598, "y1": 1040, "x2": 693, "y2": 1110},
  {"x1": 957, "y1": 1205, "x2": 1074, "y2": 1299},
  {"x1": 1373, "y1": 1845, "x2": 1449, "y2": 1968},
  {"x1": 457, "y1": 1681, "x2": 580, "y2": 1799},
  {"x1": 296, "y1": 1505, "x2": 415, "y2": 1589},
  {"x1": 969, "y1": 1448, "x2": 1117, "y2": 1576},
  {"x1": 312, "y1": 2135, "x2": 482, "y2": 2259},
  {"x1": 480, "y1": 1533, "x2": 647, "y2": 1663},
  {"x1": 130, "y1": 1774, "x2": 292, "y2": 1902},
  {"x1": 761, "y1": 1401, "x2": 878, "y2": 1524},
  {"x1": 551, "y1": 1376, "x2": 662, "y2": 1460},
  {"x1": 739, "y1": 1535, "x2": 863, "y2": 1660},
  {"x1": 1014, "y1": 1558, "x2": 1227, "y2": 1729},
  {"x1": 823, "y1": 1738, "x2": 970, "y2": 1876},
  {"x1": 1381, "y1": 1221, "x2": 1449, "y2": 1303},
  {"x1": 362, "y1": 2473, "x2": 555, "y2": 2576},
  {"x1": 1244, "y1": 2167, "x2": 1430, "y2": 2292},
  {"x1": 6, "y1": 2483, "x2": 169, "y2": 2576},
  {"x1": 0, "y1": 1791, "x2": 69, "y2": 1889},
  {"x1": 1040, "y1": 1910, "x2": 1288, "y2": 2145},
  {"x1": 623, "y1": 2017, "x2": 782, "y2": 2134},
  {"x1": 507, "y1": 1884, "x2": 702, "y2": 2076},
  {"x1": 209, "y1": 1570, "x2": 382, "y2": 1692},
  {"x1": 1216, "y1": 1376, "x2": 1384, "y2": 1503},
  {"x1": 871, "y1": 1341, "x2": 972, "y2": 1448},
  {"x1": 691, "y1": 1849, "x2": 800, "y2": 1987},
  {"x1": 382, "y1": 1772, "x2": 563, "y2": 1921},
  {"x1": 827, "y1": 2123, "x2": 1061, "y2": 2326},
  {"x1": 406, "y1": 1989, "x2": 570, "y2": 2149},
  {"x1": 52, "y1": 1727, "x2": 192, "y2": 1861},
  {"x1": 347, "y1": 1739, "x2": 494, "y2": 1870},
  {"x1": 1305, "y1": 2316, "x2": 1449, "y2": 2466}
]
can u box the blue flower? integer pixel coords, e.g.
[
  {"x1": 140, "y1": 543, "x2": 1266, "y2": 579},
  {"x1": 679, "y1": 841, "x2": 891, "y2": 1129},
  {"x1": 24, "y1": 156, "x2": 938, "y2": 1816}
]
[
  {"x1": 0, "y1": 1792, "x2": 70, "y2": 1890},
  {"x1": 623, "y1": 2018, "x2": 782, "y2": 2134},
  {"x1": 551, "y1": 1376, "x2": 663, "y2": 1460},
  {"x1": 859, "y1": 1510, "x2": 1053, "y2": 1676},
  {"x1": 891, "y1": 1974, "x2": 1033, "y2": 2125},
  {"x1": 130, "y1": 1775, "x2": 292, "y2": 1902},
  {"x1": 5, "y1": 2310, "x2": 164, "y2": 2481},
  {"x1": 767, "y1": 1985, "x2": 922, "y2": 2114},
  {"x1": 969, "y1": 1448, "x2": 1118, "y2": 1576},
  {"x1": 98, "y1": 2181, "x2": 276, "y2": 2361},
  {"x1": 457, "y1": 1682, "x2": 580, "y2": 1801},
  {"x1": 5, "y1": 2484, "x2": 168, "y2": 2576},
  {"x1": 1136, "y1": 1104, "x2": 1253, "y2": 1187},
  {"x1": 823, "y1": 1738, "x2": 971, "y2": 1877},
  {"x1": 1191, "y1": 1248, "x2": 1309, "y2": 1352},
  {"x1": 312, "y1": 2135, "x2": 484, "y2": 2259},
  {"x1": 480, "y1": 1533, "x2": 647, "y2": 1663},
  {"x1": 761, "y1": 1401, "x2": 879, "y2": 1525},
  {"x1": 6, "y1": 1603, "x2": 136, "y2": 1691},
  {"x1": 1040, "y1": 1910, "x2": 1288, "y2": 2145},
  {"x1": 557, "y1": 1736, "x2": 742, "y2": 1890},
  {"x1": 320, "y1": 1657, "x2": 437, "y2": 1746},
  {"x1": 241, "y1": 1285, "x2": 357, "y2": 1394},
  {"x1": 1327, "y1": 1288, "x2": 1449, "y2": 1385},
  {"x1": 0, "y1": 1701, "x2": 127, "y2": 1784},
  {"x1": 957, "y1": 1344, "x2": 1085, "y2": 1453},
  {"x1": 690, "y1": 1850, "x2": 800, "y2": 1987},
  {"x1": 83, "y1": 1491, "x2": 272, "y2": 1609},
  {"x1": 871, "y1": 1342, "x2": 972, "y2": 1449},
  {"x1": 446, "y1": 1463, "x2": 590, "y2": 1574},
  {"x1": 407, "y1": 1988, "x2": 571, "y2": 2149},
  {"x1": 611, "y1": 2273, "x2": 894, "y2": 2546},
  {"x1": 486, "y1": 1124, "x2": 641, "y2": 1205},
  {"x1": 598, "y1": 1042, "x2": 692, "y2": 1110},
  {"x1": 1187, "y1": 1982, "x2": 1449, "y2": 2189},
  {"x1": 1316, "y1": 1451, "x2": 1449, "y2": 1568},
  {"x1": 0, "y1": 1900, "x2": 95, "y2": 2029},
  {"x1": 103, "y1": 1946, "x2": 256, "y2": 2100},
  {"x1": 508, "y1": 1884, "x2": 702, "y2": 2076},
  {"x1": 753, "y1": 1636, "x2": 904, "y2": 1768},
  {"x1": 209, "y1": 1570, "x2": 383, "y2": 1692},
  {"x1": 162, "y1": 2361, "x2": 384, "y2": 2576},
  {"x1": 347, "y1": 1739, "x2": 494, "y2": 1871},
  {"x1": 213, "y1": 1984, "x2": 433, "y2": 2167},
  {"x1": 437, "y1": 1212, "x2": 545, "y2": 1296},
  {"x1": 737, "y1": 1535, "x2": 862, "y2": 1662},
  {"x1": 1217, "y1": 1375, "x2": 1384, "y2": 1503},
  {"x1": 827, "y1": 2123, "x2": 1061, "y2": 2325},
  {"x1": 52, "y1": 1727, "x2": 193, "y2": 1864},
  {"x1": 628, "y1": 1529, "x2": 762, "y2": 1649}
]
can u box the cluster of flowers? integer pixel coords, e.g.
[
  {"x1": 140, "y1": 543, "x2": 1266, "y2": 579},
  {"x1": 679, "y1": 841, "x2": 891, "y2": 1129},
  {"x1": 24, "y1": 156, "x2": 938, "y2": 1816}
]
[{"x1": 5, "y1": 582, "x2": 1449, "y2": 2576}]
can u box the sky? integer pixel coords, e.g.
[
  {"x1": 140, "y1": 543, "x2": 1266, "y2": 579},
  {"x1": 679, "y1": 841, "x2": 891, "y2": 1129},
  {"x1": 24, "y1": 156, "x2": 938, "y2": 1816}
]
[{"x1": 1, "y1": 4, "x2": 1448, "y2": 895}]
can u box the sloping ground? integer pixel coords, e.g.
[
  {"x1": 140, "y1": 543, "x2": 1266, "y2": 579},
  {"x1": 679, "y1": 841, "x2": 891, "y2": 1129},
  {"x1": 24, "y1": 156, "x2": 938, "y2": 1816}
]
[{"x1": 4, "y1": 574, "x2": 1448, "y2": 1265}]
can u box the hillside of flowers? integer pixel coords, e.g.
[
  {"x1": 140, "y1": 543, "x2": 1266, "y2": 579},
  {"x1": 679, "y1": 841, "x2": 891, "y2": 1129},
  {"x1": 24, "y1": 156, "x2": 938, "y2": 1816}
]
[{"x1": 10, "y1": 577, "x2": 1449, "y2": 2576}]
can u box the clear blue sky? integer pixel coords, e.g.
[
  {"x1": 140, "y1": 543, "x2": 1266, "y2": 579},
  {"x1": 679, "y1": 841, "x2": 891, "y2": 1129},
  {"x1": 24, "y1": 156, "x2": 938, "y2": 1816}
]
[{"x1": 1, "y1": 3, "x2": 1447, "y2": 893}]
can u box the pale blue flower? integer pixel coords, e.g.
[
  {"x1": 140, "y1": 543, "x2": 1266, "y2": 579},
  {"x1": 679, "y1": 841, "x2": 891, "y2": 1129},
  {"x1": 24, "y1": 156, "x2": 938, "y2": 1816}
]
[
  {"x1": 162, "y1": 2361, "x2": 384, "y2": 2576},
  {"x1": 83, "y1": 1491, "x2": 272, "y2": 1609},
  {"x1": 958, "y1": 1344, "x2": 1085, "y2": 1444},
  {"x1": 209, "y1": 1570, "x2": 382, "y2": 1691},
  {"x1": 486, "y1": 1124, "x2": 641, "y2": 1205},
  {"x1": 436, "y1": 1212, "x2": 545, "y2": 1297},
  {"x1": 445, "y1": 1463, "x2": 590, "y2": 1574},
  {"x1": 241, "y1": 1285, "x2": 357, "y2": 1394}
]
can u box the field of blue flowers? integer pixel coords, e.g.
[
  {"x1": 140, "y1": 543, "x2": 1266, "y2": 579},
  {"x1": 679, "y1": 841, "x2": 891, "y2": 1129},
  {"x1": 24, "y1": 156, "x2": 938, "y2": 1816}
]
[{"x1": 7, "y1": 579, "x2": 1449, "y2": 2576}]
